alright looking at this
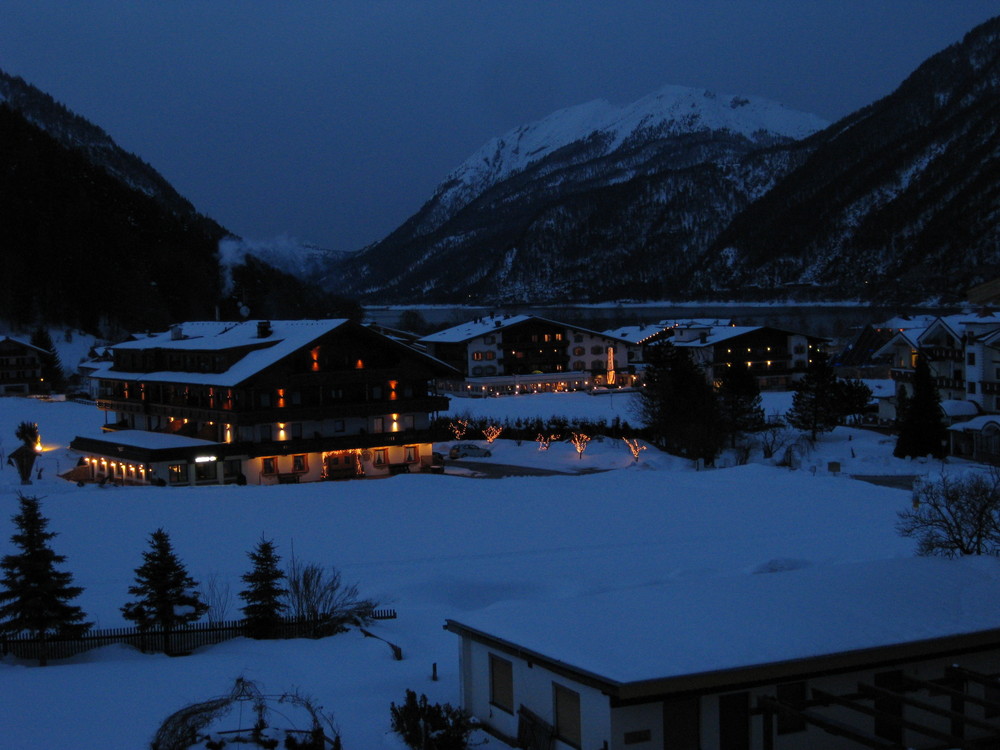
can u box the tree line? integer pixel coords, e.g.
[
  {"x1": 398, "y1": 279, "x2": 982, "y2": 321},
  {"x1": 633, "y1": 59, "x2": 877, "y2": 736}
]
[
  {"x1": 0, "y1": 495, "x2": 373, "y2": 666},
  {"x1": 635, "y1": 343, "x2": 873, "y2": 465}
]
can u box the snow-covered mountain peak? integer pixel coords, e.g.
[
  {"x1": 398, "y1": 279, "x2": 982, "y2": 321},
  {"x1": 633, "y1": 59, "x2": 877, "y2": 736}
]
[{"x1": 439, "y1": 84, "x2": 828, "y2": 211}]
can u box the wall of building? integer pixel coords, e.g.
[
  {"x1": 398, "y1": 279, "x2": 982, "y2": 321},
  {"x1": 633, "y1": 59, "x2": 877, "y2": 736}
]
[
  {"x1": 462, "y1": 638, "x2": 612, "y2": 749},
  {"x1": 460, "y1": 634, "x2": 1000, "y2": 750},
  {"x1": 618, "y1": 649, "x2": 1000, "y2": 750}
]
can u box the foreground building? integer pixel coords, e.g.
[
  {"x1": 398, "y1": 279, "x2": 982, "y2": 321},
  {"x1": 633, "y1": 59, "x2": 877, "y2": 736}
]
[
  {"x1": 70, "y1": 319, "x2": 454, "y2": 485},
  {"x1": 447, "y1": 557, "x2": 1000, "y2": 750}
]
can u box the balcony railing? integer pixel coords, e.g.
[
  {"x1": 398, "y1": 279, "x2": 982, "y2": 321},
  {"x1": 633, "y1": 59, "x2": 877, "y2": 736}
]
[{"x1": 96, "y1": 396, "x2": 450, "y2": 424}]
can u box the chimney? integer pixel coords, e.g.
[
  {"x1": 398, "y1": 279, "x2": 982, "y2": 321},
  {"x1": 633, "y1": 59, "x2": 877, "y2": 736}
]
[
  {"x1": 170, "y1": 324, "x2": 183, "y2": 341},
  {"x1": 257, "y1": 320, "x2": 272, "y2": 338}
]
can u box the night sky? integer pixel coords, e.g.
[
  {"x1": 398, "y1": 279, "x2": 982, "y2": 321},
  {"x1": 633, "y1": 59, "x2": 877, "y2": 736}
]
[{"x1": 2, "y1": 2, "x2": 996, "y2": 252}]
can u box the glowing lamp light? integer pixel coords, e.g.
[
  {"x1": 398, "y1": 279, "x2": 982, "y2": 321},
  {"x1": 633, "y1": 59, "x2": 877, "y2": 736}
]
[{"x1": 194, "y1": 455, "x2": 217, "y2": 463}]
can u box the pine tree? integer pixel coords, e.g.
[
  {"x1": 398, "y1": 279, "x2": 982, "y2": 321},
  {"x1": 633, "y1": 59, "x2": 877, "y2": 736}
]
[
  {"x1": 0, "y1": 494, "x2": 91, "y2": 665},
  {"x1": 717, "y1": 362, "x2": 765, "y2": 448},
  {"x1": 122, "y1": 528, "x2": 207, "y2": 654},
  {"x1": 786, "y1": 350, "x2": 841, "y2": 441},
  {"x1": 30, "y1": 326, "x2": 65, "y2": 392},
  {"x1": 239, "y1": 536, "x2": 288, "y2": 639},
  {"x1": 894, "y1": 353, "x2": 948, "y2": 459},
  {"x1": 836, "y1": 378, "x2": 873, "y2": 425},
  {"x1": 635, "y1": 342, "x2": 722, "y2": 464}
]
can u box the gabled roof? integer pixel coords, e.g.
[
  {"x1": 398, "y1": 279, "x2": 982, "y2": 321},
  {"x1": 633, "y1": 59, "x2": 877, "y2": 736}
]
[
  {"x1": 602, "y1": 325, "x2": 668, "y2": 345},
  {"x1": 0, "y1": 335, "x2": 49, "y2": 355},
  {"x1": 916, "y1": 316, "x2": 964, "y2": 347},
  {"x1": 418, "y1": 314, "x2": 634, "y2": 346},
  {"x1": 91, "y1": 319, "x2": 457, "y2": 387},
  {"x1": 872, "y1": 329, "x2": 925, "y2": 359},
  {"x1": 446, "y1": 556, "x2": 1000, "y2": 700},
  {"x1": 418, "y1": 314, "x2": 533, "y2": 343},
  {"x1": 657, "y1": 318, "x2": 733, "y2": 328},
  {"x1": 672, "y1": 325, "x2": 762, "y2": 347},
  {"x1": 93, "y1": 319, "x2": 350, "y2": 387}
]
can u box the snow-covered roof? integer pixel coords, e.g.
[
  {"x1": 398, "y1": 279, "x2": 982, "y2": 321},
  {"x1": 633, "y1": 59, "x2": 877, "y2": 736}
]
[
  {"x1": 73, "y1": 429, "x2": 220, "y2": 451},
  {"x1": 672, "y1": 325, "x2": 762, "y2": 347},
  {"x1": 940, "y1": 399, "x2": 981, "y2": 418},
  {"x1": 872, "y1": 329, "x2": 925, "y2": 359},
  {"x1": 948, "y1": 415, "x2": 1000, "y2": 433},
  {"x1": 92, "y1": 319, "x2": 350, "y2": 387},
  {"x1": 419, "y1": 315, "x2": 633, "y2": 346},
  {"x1": 602, "y1": 325, "x2": 667, "y2": 344},
  {"x1": 449, "y1": 556, "x2": 1000, "y2": 687},
  {"x1": 873, "y1": 315, "x2": 938, "y2": 331},
  {"x1": 418, "y1": 315, "x2": 533, "y2": 343},
  {"x1": 657, "y1": 318, "x2": 733, "y2": 329},
  {"x1": 0, "y1": 335, "x2": 49, "y2": 355}
]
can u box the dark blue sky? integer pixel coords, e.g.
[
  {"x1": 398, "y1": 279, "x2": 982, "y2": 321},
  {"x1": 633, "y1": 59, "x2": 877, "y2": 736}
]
[{"x1": 2, "y1": 2, "x2": 996, "y2": 252}]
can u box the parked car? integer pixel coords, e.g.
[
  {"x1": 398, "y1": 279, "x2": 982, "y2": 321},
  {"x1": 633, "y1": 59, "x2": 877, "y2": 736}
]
[{"x1": 449, "y1": 443, "x2": 492, "y2": 459}]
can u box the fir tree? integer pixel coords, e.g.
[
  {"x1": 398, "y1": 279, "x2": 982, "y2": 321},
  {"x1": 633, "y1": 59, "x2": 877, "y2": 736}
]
[
  {"x1": 122, "y1": 528, "x2": 207, "y2": 654},
  {"x1": 29, "y1": 326, "x2": 65, "y2": 392},
  {"x1": 0, "y1": 494, "x2": 91, "y2": 665},
  {"x1": 786, "y1": 350, "x2": 841, "y2": 441},
  {"x1": 239, "y1": 536, "x2": 288, "y2": 639},
  {"x1": 894, "y1": 353, "x2": 948, "y2": 459},
  {"x1": 836, "y1": 378, "x2": 874, "y2": 425},
  {"x1": 635, "y1": 342, "x2": 722, "y2": 464},
  {"x1": 717, "y1": 362, "x2": 765, "y2": 447}
]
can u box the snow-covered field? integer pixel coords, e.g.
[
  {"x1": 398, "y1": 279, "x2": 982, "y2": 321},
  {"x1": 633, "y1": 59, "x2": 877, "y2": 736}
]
[{"x1": 0, "y1": 394, "x2": 971, "y2": 748}]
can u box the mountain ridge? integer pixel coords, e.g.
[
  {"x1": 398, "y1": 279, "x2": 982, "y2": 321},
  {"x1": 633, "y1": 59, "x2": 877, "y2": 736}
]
[{"x1": 330, "y1": 86, "x2": 828, "y2": 303}]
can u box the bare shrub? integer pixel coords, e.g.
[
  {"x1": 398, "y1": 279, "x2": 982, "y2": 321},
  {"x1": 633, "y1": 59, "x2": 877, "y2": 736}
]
[
  {"x1": 198, "y1": 572, "x2": 232, "y2": 624},
  {"x1": 897, "y1": 471, "x2": 1000, "y2": 557},
  {"x1": 284, "y1": 558, "x2": 376, "y2": 629},
  {"x1": 756, "y1": 422, "x2": 794, "y2": 460}
]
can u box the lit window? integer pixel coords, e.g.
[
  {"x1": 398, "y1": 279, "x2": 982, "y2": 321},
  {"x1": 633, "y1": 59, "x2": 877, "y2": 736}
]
[
  {"x1": 168, "y1": 464, "x2": 186, "y2": 484},
  {"x1": 404, "y1": 445, "x2": 417, "y2": 462},
  {"x1": 373, "y1": 449, "x2": 387, "y2": 466}
]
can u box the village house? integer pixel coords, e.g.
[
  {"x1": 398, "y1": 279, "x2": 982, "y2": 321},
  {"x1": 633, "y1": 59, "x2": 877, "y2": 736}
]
[
  {"x1": 417, "y1": 314, "x2": 640, "y2": 396},
  {"x1": 446, "y1": 556, "x2": 1000, "y2": 750},
  {"x1": 0, "y1": 335, "x2": 49, "y2": 395},
  {"x1": 662, "y1": 322, "x2": 824, "y2": 390},
  {"x1": 874, "y1": 311, "x2": 1000, "y2": 423},
  {"x1": 69, "y1": 319, "x2": 455, "y2": 485}
]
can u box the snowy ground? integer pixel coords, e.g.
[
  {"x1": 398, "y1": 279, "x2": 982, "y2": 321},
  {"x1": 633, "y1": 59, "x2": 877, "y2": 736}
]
[{"x1": 0, "y1": 393, "x2": 975, "y2": 749}]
